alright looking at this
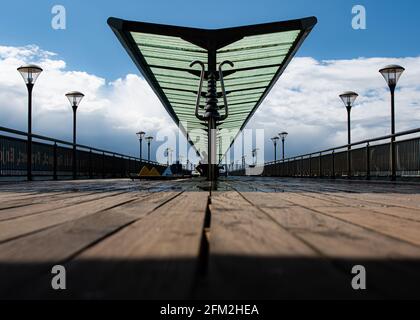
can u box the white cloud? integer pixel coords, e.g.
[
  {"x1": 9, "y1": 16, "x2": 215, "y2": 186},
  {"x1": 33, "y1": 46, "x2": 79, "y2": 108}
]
[
  {"x1": 1, "y1": 44, "x2": 419, "y2": 161},
  {"x1": 0, "y1": 44, "x2": 176, "y2": 158},
  {"x1": 247, "y1": 56, "x2": 420, "y2": 159}
]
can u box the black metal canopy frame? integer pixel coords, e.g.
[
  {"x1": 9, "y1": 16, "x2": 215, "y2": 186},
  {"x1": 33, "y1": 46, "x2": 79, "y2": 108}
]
[{"x1": 108, "y1": 16, "x2": 317, "y2": 181}]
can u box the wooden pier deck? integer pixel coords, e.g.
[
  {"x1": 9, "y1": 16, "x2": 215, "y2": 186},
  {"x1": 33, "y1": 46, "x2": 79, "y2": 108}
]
[{"x1": 0, "y1": 177, "x2": 419, "y2": 299}]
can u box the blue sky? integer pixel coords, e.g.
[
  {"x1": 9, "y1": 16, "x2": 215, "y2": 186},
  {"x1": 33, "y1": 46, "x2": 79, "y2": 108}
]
[
  {"x1": 0, "y1": 0, "x2": 420, "y2": 163},
  {"x1": 1, "y1": 0, "x2": 419, "y2": 81}
]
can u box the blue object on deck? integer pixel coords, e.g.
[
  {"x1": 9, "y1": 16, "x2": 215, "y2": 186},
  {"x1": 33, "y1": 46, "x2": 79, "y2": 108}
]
[{"x1": 162, "y1": 167, "x2": 173, "y2": 177}]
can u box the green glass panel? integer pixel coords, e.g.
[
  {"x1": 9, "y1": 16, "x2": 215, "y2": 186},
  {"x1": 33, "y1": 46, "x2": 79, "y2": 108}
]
[
  {"x1": 224, "y1": 79, "x2": 272, "y2": 89},
  {"x1": 217, "y1": 30, "x2": 300, "y2": 52},
  {"x1": 129, "y1": 29, "x2": 302, "y2": 156},
  {"x1": 151, "y1": 67, "x2": 201, "y2": 78},
  {"x1": 131, "y1": 32, "x2": 206, "y2": 53},
  {"x1": 155, "y1": 76, "x2": 200, "y2": 87},
  {"x1": 227, "y1": 88, "x2": 266, "y2": 96}
]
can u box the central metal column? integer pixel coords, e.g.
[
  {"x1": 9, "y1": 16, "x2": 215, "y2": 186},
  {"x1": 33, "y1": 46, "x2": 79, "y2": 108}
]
[
  {"x1": 190, "y1": 53, "x2": 233, "y2": 182},
  {"x1": 204, "y1": 70, "x2": 220, "y2": 182}
]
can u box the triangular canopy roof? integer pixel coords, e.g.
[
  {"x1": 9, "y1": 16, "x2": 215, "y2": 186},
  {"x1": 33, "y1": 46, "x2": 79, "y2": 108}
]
[{"x1": 108, "y1": 17, "x2": 317, "y2": 159}]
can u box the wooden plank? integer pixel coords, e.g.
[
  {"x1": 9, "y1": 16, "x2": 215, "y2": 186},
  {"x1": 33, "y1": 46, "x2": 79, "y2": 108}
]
[
  {"x1": 200, "y1": 190, "x2": 362, "y2": 299},
  {"x1": 230, "y1": 178, "x2": 420, "y2": 224},
  {"x1": 266, "y1": 188, "x2": 420, "y2": 247},
  {"x1": 282, "y1": 179, "x2": 420, "y2": 210},
  {"x1": 282, "y1": 191, "x2": 420, "y2": 223},
  {"x1": 0, "y1": 191, "x2": 70, "y2": 203},
  {"x1": 274, "y1": 179, "x2": 420, "y2": 212},
  {"x1": 0, "y1": 191, "x2": 117, "y2": 221},
  {"x1": 238, "y1": 191, "x2": 420, "y2": 298},
  {"x1": 316, "y1": 205, "x2": 420, "y2": 246},
  {"x1": 23, "y1": 191, "x2": 208, "y2": 299},
  {"x1": 0, "y1": 190, "x2": 183, "y2": 298},
  {"x1": 0, "y1": 192, "x2": 140, "y2": 243}
]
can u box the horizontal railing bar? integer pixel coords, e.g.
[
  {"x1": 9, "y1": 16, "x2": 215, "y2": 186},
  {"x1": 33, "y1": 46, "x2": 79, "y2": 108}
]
[
  {"x1": 265, "y1": 127, "x2": 420, "y2": 165},
  {"x1": 0, "y1": 126, "x2": 162, "y2": 166}
]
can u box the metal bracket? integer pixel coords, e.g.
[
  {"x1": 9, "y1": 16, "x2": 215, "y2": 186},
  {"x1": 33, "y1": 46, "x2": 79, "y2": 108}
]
[
  {"x1": 189, "y1": 60, "x2": 206, "y2": 121},
  {"x1": 218, "y1": 60, "x2": 234, "y2": 121}
]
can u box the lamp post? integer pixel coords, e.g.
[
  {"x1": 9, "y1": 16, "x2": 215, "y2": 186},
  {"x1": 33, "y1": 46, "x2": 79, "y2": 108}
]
[
  {"x1": 186, "y1": 133, "x2": 189, "y2": 171},
  {"x1": 136, "y1": 131, "x2": 145, "y2": 161},
  {"x1": 252, "y1": 148, "x2": 258, "y2": 166},
  {"x1": 145, "y1": 136, "x2": 153, "y2": 162},
  {"x1": 271, "y1": 137, "x2": 279, "y2": 162},
  {"x1": 17, "y1": 64, "x2": 43, "y2": 181},
  {"x1": 279, "y1": 132, "x2": 288, "y2": 160},
  {"x1": 165, "y1": 147, "x2": 173, "y2": 166},
  {"x1": 379, "y1": 65, "x2": 405, "y2": 181},
  {"x1": 165, "y1": 148, "x2": 170, "y2": 166},
  {"x1": 339, "y1": 91, "x2": 358, "y2": 178},
  {"x1": 65, "y1": 91, "x2": 84, "y2": 180}
]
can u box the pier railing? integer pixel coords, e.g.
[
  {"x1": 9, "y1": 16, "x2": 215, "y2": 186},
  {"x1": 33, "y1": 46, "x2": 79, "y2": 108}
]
[
  {"x1": 231, "y1": 127, "x2": 420, "y2": 180},
  {"x1": 0, "y1": 126, "x2": 166, "y2": 180}
]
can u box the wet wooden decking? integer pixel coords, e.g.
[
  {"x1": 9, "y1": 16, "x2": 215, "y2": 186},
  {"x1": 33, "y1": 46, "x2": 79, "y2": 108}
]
[{"x1": 0, "y1": 177, "x2": 419, "y2": 299}]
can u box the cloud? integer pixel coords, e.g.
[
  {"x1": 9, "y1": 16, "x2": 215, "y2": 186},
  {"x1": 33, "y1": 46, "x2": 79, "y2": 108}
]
[
  {"x1": 247, "y1": 56, "x2": 420, "y2": 160},
  {"x1": 0, "y1": 44, "x2": 176, "y2": 158},
  {"x1": 1, "y1": 44, "x2": 419, "y2": 162}
]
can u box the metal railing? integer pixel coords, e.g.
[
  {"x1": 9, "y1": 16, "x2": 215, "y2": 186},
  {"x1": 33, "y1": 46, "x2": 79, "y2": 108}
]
[
  {"x1": 231, "y1": 128, "x2": 420, "y2": 180},
  {"x1": 0, "y1": 126, "x2": 166, "y2": 180}
]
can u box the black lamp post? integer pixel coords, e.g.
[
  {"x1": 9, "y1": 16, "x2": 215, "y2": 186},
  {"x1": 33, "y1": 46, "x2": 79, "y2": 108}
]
[
  {"x1": 17, "y1": 64, "x2": 43, "y2": 181},
  {"x1": 279, "y1": 132, "x2": 288, "y2": 160},
  {"x1": 186, "y1": 133, "x2": 189, "y2": 171},
  {"x1": 136, "y1": 131, "x2": 145, "y2": 160},
  {"x1": 252, "y1": 148, "x2": 258, "y2": 166},
  {"x1": 145, "y1": 136, "x2": 153, "y2": 162},
  {"x1": 379, "y1": 65, "x2": 405, "y2": 181},
  {"x1": 271, "y1": 137, "x2": 279, "y2": 162},
  {"x1": 165, "y1": 148, "x2": 169, "y2": 166},
  {"x1": 165, "y1": 147, "x2": 173, "y2": 166},
  {"x1": 65, "y1": 91, "x2": 84, "y2": 180},
  {"x1": 339, "y1": 91, "x2": 358, "y2": 178}
]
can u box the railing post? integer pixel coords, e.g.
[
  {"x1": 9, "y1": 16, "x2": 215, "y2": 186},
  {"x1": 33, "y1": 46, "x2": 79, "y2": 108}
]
[
  {"x1": 319, "y1": 152, "x2": 322, "y2": 178},
  {"x1": 102, "y1": 152, "x2": 105, "y2": 179},
  {"x1": 53, "y1": 142, "x2": 57, "y2": 180},
  {"x1": 301, "y1": 156, "x2": 304, "y2": 177},
  {"x1": 112, "y1": 154, "x2": 116, "y2": 178},
  {"x1": 391, "y1": 137, "x2": 396, "y2": 181},
  {"x1": 366, "y1": 142, "x2": 371, "y2": 180},
  {"x1": 331, "y1": 150, "x2": 335, "y2": 179},
  {"x1": 296, "y1": 157, "x2": 299, "y2": 176},
  {"x1": 89, "y1": 149, "x2": 92, "y2": 179},
  {"x1": 121, "y1": 155, "x2": 124, "y2": 177},
  {"x1": 347, "y1": 146, "x2": 352, "y2": 179},
  {"x1": 309, "y1": 154, "x2": 312, "y2": 177}
]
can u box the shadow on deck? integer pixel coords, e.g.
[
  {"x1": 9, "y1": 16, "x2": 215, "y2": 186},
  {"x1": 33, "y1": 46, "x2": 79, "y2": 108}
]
[{"x1": 0, "y1": 177, "x2": 419, "y2": 300}]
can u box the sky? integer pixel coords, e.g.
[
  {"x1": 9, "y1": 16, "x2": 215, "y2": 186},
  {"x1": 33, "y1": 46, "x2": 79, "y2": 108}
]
[{"x1": 0, "y1": 0, "x2": 420, "y2": 163}]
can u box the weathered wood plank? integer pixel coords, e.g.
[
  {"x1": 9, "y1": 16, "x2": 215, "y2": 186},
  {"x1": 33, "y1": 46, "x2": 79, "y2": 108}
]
[
  {"x1": 238, "y1": 191, "x2": 420, "y2": 298},
  {"x1": 282, "y1": 192, "x2": 420, "y2": 223},
  {"x1": 0, "y1": 192, "x2": 140, "y2": 243},
  {"x1": 201, "y1": 191, "x2": 361, "y2": 299},
  {"x1": 0, "y1": 190, "x2": 183, "y2": 298},
  {"x1": 0, "y1": 191, "x2": 117, "y2": 221},
  {"x1": 27, "y1": 191, "x2": 209, "y2": 299},
  {"x1": 240, "y1": 192, "x2": 420, "y2": 257}
]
